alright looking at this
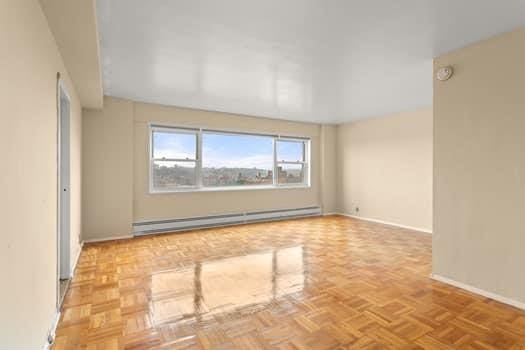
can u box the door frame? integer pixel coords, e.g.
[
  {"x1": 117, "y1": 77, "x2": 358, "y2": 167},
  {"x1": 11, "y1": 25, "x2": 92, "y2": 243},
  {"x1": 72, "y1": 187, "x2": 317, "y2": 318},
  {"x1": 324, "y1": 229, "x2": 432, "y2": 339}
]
[{"x1": 56, "y1": 76, "x2": 71, "y2": 307}]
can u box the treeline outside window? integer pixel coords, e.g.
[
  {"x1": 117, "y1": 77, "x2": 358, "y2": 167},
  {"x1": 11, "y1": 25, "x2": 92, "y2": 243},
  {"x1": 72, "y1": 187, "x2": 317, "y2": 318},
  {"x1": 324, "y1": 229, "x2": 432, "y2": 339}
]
[{"x1": 150, "y1": 125, "x2": 310, "y2": 192}]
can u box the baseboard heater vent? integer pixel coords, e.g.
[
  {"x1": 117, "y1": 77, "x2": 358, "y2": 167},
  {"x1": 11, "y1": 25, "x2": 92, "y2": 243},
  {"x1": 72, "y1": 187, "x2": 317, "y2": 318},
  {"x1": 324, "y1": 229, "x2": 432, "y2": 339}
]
[{"x1": 133, "y1": 206, "x2": 321, "y2": 236}]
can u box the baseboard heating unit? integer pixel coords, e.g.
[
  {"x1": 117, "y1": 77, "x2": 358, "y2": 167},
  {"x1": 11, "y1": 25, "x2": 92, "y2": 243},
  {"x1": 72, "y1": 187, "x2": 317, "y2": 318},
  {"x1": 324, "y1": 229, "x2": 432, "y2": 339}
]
[{"x1": 132, "y1": 206, "x2": 321, "y2": 236}]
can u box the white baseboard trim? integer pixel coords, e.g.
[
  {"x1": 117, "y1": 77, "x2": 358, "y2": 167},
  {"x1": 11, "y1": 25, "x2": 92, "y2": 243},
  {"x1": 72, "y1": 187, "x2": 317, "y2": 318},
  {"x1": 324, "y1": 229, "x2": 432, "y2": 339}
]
[
  {"x1": 431, "y1": 274, "x2": 525, "y2": 311},
  {"x1": 42, "y1": 310, "x2": 61, "y2": 350},
  {"x1": 70, "y1": 241, "x2": 84, "y2": 278},
  {"x1": 322, "y1": 212, "x2": 338, "y2": 216},
  {"x1": 83, "y1": 234, "x2": 133, "y2": 244},
  {"x1": 336, "y1": 212, "x2": 432, "y2": 234}
]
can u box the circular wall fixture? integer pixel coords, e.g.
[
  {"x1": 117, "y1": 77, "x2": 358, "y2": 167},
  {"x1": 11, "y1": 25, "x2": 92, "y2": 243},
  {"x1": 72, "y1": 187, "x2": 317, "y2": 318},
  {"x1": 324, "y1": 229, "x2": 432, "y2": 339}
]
[{"x1": 436, "y1": 66, "x2": 454, "y2": 81}]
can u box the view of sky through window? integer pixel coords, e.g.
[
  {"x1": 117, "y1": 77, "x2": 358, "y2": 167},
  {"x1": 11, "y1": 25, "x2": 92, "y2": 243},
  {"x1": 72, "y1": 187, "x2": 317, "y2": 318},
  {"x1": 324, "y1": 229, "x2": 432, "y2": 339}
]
[
  {"x1": 202, "y1": 133, "x2": 273, "y2": 170},
  {"x1": 202, "y1": 133, "x2": 273, "y2": 187},
  {"x1": 276, "y1": 140, "x2": 304, "y2": 162},
  {"x1": 153, "y1": 131, "x2": 196, "y2": 159}
]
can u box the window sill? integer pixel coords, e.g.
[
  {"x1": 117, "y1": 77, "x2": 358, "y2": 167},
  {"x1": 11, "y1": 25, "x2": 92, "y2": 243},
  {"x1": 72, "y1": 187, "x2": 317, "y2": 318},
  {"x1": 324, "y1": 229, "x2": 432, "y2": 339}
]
[{"x1": 149, "y1": 184, "x2": 311, "y2": 194}]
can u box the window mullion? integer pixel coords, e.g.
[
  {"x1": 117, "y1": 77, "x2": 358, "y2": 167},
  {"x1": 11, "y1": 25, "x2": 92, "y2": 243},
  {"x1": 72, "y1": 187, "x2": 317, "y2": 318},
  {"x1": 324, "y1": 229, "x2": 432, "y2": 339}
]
[
  {"x1": 305, "y1": 140, "x2": 310, "y2": 186},
  {"x1": 152, "y1": 158, "x2": 196, "y2": 162},
  {"x1": 196, "y1": 129, "x2": 203, "y2": 188},
  {"x1": 277, "y1": 161, "x2": 306, "y2": 165},
  {"x1": 273, "y1": 137, "x2": 277, "y2": 186}
]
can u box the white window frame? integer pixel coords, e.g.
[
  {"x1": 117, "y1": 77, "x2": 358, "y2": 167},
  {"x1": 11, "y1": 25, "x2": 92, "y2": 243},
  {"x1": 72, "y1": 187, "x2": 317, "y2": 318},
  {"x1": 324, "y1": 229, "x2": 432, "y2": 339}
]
[
  {"x1": 274, "y1": 138, "x2": 309, "y2": 187},
  {"x1": 149, "y1": 124, "x2": 311, "y2": 193},
  {"x1": 150, "y1": 126, "x2": 200, "y2": 191}
]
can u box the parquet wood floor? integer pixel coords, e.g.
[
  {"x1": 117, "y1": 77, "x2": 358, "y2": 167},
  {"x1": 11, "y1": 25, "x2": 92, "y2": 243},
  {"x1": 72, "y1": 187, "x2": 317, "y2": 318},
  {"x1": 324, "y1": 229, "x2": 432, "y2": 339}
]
[{"x1": 53, "y1": 216, "x2": 525, "y2": 349}]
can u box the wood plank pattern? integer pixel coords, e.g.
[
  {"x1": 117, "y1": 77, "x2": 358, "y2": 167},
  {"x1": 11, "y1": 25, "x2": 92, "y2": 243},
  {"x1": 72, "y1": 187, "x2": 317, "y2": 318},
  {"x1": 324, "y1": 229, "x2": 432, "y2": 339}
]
[{"x1": 53, "y1": 216, "x2": 525, "y2": 349}]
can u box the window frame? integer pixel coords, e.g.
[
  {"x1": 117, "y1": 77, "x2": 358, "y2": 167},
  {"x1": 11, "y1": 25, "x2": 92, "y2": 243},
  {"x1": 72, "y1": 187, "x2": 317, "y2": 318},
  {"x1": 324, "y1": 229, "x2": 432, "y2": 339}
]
[
  {"x1": 149, "y1": 124, "x2": 311, "y2": 193},
  {"x1": 150, "y1": 126, "x2": 201, "y2": 191}
]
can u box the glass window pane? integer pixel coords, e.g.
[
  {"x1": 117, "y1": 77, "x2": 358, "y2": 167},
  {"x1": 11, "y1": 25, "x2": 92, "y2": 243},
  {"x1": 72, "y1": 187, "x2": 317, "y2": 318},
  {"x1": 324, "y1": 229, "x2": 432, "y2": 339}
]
[
  {"x1": 153, "y1": 130, "x2": 196, "y2": 160},
  {"x1": 152, "y1": 160, "x2": 196, "y2": 188},
  {"x1": 277, "y1": 163, "x2": 304, "y2": 184},
  {"x1": 276, "y1": 140, "x2": 304, "y2": 162},
  {"x1": 202, "y1": 133, "x2": 273, "y2": 187}
]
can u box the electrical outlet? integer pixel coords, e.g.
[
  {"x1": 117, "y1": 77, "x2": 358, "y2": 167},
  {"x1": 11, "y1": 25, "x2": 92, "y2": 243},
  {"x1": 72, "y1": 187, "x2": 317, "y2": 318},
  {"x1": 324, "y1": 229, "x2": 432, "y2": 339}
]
[{"x1": 355, "y1": 206, "x2": 359, "y2": 213}]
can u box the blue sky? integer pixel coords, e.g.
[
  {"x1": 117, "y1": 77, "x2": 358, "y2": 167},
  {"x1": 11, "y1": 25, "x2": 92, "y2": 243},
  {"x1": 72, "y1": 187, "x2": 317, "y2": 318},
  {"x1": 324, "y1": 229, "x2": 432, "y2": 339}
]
[
  {"x1": 153, "y1": 132, "x2": 196, "y2": 159},
  {"x1": 203, "y1": 133, "x2": 273, "y2": 169},
  {"x1": 154, "y1": 131, "x2": 303, "y2": 169}
]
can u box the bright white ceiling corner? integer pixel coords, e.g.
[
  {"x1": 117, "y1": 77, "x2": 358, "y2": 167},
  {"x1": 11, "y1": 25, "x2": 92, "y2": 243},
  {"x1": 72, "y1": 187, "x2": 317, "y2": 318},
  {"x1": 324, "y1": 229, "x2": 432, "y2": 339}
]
[{"x1": 96, "y1": 0, "x2": 525, "y2": 123}]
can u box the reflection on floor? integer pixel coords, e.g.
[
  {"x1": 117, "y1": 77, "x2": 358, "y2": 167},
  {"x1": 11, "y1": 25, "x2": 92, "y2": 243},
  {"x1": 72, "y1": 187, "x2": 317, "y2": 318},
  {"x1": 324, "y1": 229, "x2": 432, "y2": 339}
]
[
  {"x1": 151, "y1": 246, "x2": 304, "y2": 326},
  {"x1": 53, "y1": 216, "x2": 525, "y2": 349}
]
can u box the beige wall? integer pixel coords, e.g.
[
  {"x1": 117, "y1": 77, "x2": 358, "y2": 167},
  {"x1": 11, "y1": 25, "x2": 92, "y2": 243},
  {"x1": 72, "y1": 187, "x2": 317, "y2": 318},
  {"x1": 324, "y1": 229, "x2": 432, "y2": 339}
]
[
  {"x1": 337, "y1": 109, "x2": 433, "y2": 232},
  {"x1": 320, "y1": 125, "x2": 338, "y2": 214},
  {"x1": 433, "y1": 27, "x2": 525, "y2": 303},
  {"x1": 83, "y1": 97, "x2": 433, "y2": 236},
  {"x1": 82, "y1": 98, "x2": 134, "y2": 240},
  {"x1": 0, "y1": 0, "x2": 82, "y2": 348},
  {"x1": 83, "y1": 97, "x2": 332, "y2": 238}
]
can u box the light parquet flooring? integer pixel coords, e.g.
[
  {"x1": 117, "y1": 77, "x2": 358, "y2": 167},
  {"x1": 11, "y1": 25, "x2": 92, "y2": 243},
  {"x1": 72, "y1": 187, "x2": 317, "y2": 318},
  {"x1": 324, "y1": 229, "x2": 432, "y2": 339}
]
[{"x1": 54, "y1": 216, "x2": 525, "y2": 349}]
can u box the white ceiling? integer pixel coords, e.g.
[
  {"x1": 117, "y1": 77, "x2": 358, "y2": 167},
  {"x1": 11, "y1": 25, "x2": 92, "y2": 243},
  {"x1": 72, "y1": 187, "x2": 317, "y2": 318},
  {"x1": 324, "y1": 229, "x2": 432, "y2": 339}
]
[{"x1": 97, "y1": 0, "x2": 525, "y2": 123}]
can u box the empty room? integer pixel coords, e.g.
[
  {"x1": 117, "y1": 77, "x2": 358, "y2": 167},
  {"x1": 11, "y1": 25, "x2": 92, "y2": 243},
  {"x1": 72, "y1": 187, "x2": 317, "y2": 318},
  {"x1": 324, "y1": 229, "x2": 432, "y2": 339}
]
[{"x1": 2, "y1": 0, "x2": 525, "y2": 349}]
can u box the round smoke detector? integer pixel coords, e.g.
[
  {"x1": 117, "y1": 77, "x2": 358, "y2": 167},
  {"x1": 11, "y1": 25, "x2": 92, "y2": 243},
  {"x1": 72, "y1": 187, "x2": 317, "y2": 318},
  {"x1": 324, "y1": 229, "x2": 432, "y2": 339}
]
[{"x1": 436, "y1": 66, "x2": 454, "y2": 81}]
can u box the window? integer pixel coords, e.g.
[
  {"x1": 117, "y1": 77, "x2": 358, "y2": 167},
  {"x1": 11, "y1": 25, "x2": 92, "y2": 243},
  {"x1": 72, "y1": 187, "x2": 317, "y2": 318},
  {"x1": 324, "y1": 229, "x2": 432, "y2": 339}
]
[
  {"x1": 151, "y1": 128, "x2": 198, "y2": 189},
  {"x1": 276, "y1": 140, "x2": 306, "y2": 185},
  {"x1": 150, "y1": 125, "x2": 310, "y2": 192}
]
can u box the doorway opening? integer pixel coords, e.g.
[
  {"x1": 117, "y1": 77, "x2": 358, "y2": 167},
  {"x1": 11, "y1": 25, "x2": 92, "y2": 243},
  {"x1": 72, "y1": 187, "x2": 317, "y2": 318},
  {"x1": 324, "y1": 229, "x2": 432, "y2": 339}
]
[{"x1": 57, "y1": 77, "x2": 71, "y2": 306}]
